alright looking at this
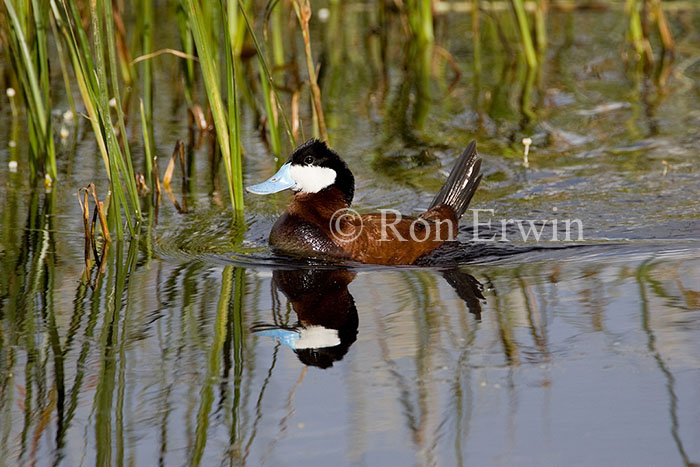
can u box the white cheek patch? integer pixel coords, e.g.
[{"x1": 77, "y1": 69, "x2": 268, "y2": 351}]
[
  {"x1": 289, "y1": 165, "x2": 336, "y2": 193},
  {"x1": 294, "y1": 326, "x2": 341, "y2": 349}
]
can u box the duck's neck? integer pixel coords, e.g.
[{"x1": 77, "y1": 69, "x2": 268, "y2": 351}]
[{"x1": 288, "y1": 188, "x2": 350, "y2": 220}]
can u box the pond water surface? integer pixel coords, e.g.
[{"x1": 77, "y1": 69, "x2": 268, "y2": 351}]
[{"x1": 1, "y1": 6, "x2": 699, "y2": 466}]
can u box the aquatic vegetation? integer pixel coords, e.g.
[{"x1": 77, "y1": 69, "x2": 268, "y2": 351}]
[
  {"x1": 182, "y1": 0, "x2": 244, "y2": 213},
  {"x1": 49, "y1": 0, "x2": 141, "y2": 238},
  {"x1": 2, "y1": 0, "x2": 683, "y2": 231},
  {"x1": 2, "y1": 0, "x2": 56, "y2": 181},
  {"x1": 0, "y1": 2, "x2": 698, "y2": 465}
]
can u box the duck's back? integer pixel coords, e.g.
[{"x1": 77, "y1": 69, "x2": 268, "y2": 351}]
[{"x1": 340, "y1": 206, "x2": 458, "y2": 265}]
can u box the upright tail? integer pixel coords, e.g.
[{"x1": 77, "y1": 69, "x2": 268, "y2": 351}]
[{"x1": 429, "y1": 141, "x2": 483, "y2": 219}]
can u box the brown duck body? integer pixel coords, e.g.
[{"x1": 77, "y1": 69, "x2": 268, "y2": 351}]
[
  {"x1": 269, "y1": 188, "x2": 459, "y2": 265},
  {"x1": 253, "y1": 139, "x2": 482, "y2": 265}
]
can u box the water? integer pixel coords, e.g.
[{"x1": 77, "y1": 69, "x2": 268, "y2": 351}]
[{"x1": 1, "y1": 6, "x2": 700, "y2": 466}]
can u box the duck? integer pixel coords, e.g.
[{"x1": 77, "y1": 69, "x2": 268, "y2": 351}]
[{"x1": 246, "y1": 139, "x2": 482, "y2": 265}]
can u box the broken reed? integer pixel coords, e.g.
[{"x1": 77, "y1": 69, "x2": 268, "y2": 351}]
[{"x1": 50, "y1": 0, "x2": 141, "y2": 240}]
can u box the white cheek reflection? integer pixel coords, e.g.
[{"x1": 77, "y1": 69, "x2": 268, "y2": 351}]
[
  {"x1": 289, "y1": 165, "x2": 337, "y2": 193},
  {"x1": 294, "y1": 326, "x2": 341, "y2": 349}
]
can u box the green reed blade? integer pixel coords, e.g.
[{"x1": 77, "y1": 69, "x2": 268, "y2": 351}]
[
  {"x1": 238, "y1": 0, "x2": 295, "y2": 147},
  {"x1": 176, "y1": 1, "x2": 196, "y2": 103},
  {"x1": 49, "y1": 0, "x2": 140, "y2": 237},
  {"x1": 50, "y1": 15, "x2": 77, "y2": 117},
  {"x1": 224, "y1": 0, "x2": 244, "y2": 217},
  {"x1": 3, "y1": 0, "x2": 56, "y2": 180},
  {"x1": 184, "y1": 0, "x2": 241, "y2": 212},
  {"x1": 103, "y1": 0, "x2": 141, "y2": 219},
  {"x1": 138, "y1": 0, "x2": 156, "y2": 166},
  {"x1": 31, "y1": 0, "x2": 57, "y2": 179},
  {"x1": 51, "y1": 0, "x2": 110, "y2": 171},
  {"x1": 258, "y1": 1, "x2": 283, "y2": 156},
  {"x1": 267, "y1": 0, "x2": 285, "y2": 67},
  {"x1": 259, "y1": 59, "x2": 281, "y2": 156},
  {"x1": 406, "y1": 0, "x2": 434, "y2": 45},
  {"x1": 140, "y1": 99, "x2": 155, "y2": 191},
  {"x1": 511, "y1": 0, "x2": 538, "y2": 68},
  {"x1": 90, "y1": 0, "x2": 134, "y2": 235}
]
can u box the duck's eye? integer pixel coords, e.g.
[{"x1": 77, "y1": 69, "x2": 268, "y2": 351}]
[{"x1": 304, "y1": 155, "x2": 314, "y2": 165}]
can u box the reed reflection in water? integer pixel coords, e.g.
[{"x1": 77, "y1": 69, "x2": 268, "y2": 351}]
[{"x1": 0, "y1": 194, "x2": 698, "y2": 465}]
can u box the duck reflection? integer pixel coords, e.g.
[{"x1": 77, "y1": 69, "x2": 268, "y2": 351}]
[
  {"x1": 252, "y1": 268, "x2": 484, "y2": 369},
  {"x1": 252, "y1": 269, "x2": 359, "y2": 369}
]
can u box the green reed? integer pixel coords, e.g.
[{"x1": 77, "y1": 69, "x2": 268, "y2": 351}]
[
  {"x1": 140, "y1": 99, "x2": 155, "y2": 192},
  {"x1": 511, "y1": 0, "x2": 538, "y2": 68},
  {"x1": 176, "y1": 0, "x2": 196, "y2": 104},
  {"x1": 238, "y1": 0, "x2": 295, "y2": 148},
  {"x1": 626, "y1": 0, "x2": 647, "y2": 59},
  {"x1": 2, "y1": 0, "x2": 57, "y2": 181},
  {"x1": 50, "y1": 0, "x2": 141, "y2": 238},
  {"x1": 138, "y1": 0, "x2": 156, "y2": 167},
  {"x1": 183, "y1": 0, "x2": 243, "y2": 212},
  {"x1": 267, "y1": 0, "x2": 285, "y2": 68},
  {"x1": 407, "y1": 0, "x2": 434, "y2": 45}
]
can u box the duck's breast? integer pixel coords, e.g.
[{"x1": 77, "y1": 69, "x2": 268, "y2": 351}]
[{"x1": 270, "y1": 211, "x2": 348, "y2": 259}]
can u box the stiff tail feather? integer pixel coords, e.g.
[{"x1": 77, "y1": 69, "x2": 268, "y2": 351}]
[{"x1": 429, "y1": 141, "x2": 482, "y2": 219}]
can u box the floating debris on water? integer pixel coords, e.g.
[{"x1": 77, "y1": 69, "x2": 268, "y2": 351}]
[{"x1": 575, "y1": 102, "x2": 631, "y2": 116}]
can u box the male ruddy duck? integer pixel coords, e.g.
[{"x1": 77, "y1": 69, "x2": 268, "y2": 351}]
[{"x1": 247, "y1": 139, "x2": 482, "y2": 265}]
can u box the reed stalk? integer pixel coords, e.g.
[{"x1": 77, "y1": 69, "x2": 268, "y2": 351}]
[
  {"x1": 268, "y1": 0, "x2": 285, "y2": 67},
  {"x1": 224, "y1": 0, "x2": 244, "y2": 216},
  {"x1": 259, "y1": 59, "x2": 282, "y2": 156},
  {"x1": 175, "y1": 1, "x2": 196, "y2": 104},
  {"x1": 651, "y1": 0, "x2": 674, "y2": 53},
  {"x1": 140, "y1": 99, "x2": 155, "y2": 193},
  {"x1": 534, "y1": 0, "x2": 547, "y2": 53},
  {"x1": 292, "y1": 0, "x2": 328, "y2": 141},
  {"x1": 49, "y1": 16, "x2": 76, "y2": 118},
  {"x1": 3, "y1": 0, "x2": 57, "y2": 181},
  {"x1": 50, "y1": 0, "x2": 141, "y2": 238},
  {"x1": 138, "y1": 0, "x2": 155, "y2": 167},
  {"x1": 625, "y1": 0, "x2": 651, "y2": 61},
  {"x1": 257, "y1": 1, "x2": 283, "y2": 156},
  {"x1": 511, "y1": 0, "x2": 538, "y2": 68},
  {"x1": 406, "y1": 0, "x2": 434, "y2": 45},
  {"x1": 183, "y1": 0, "x2": 243, "y2": 212},
  {"x1": 238, "y1": 1, "x2": 295, "y2": 147}
]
